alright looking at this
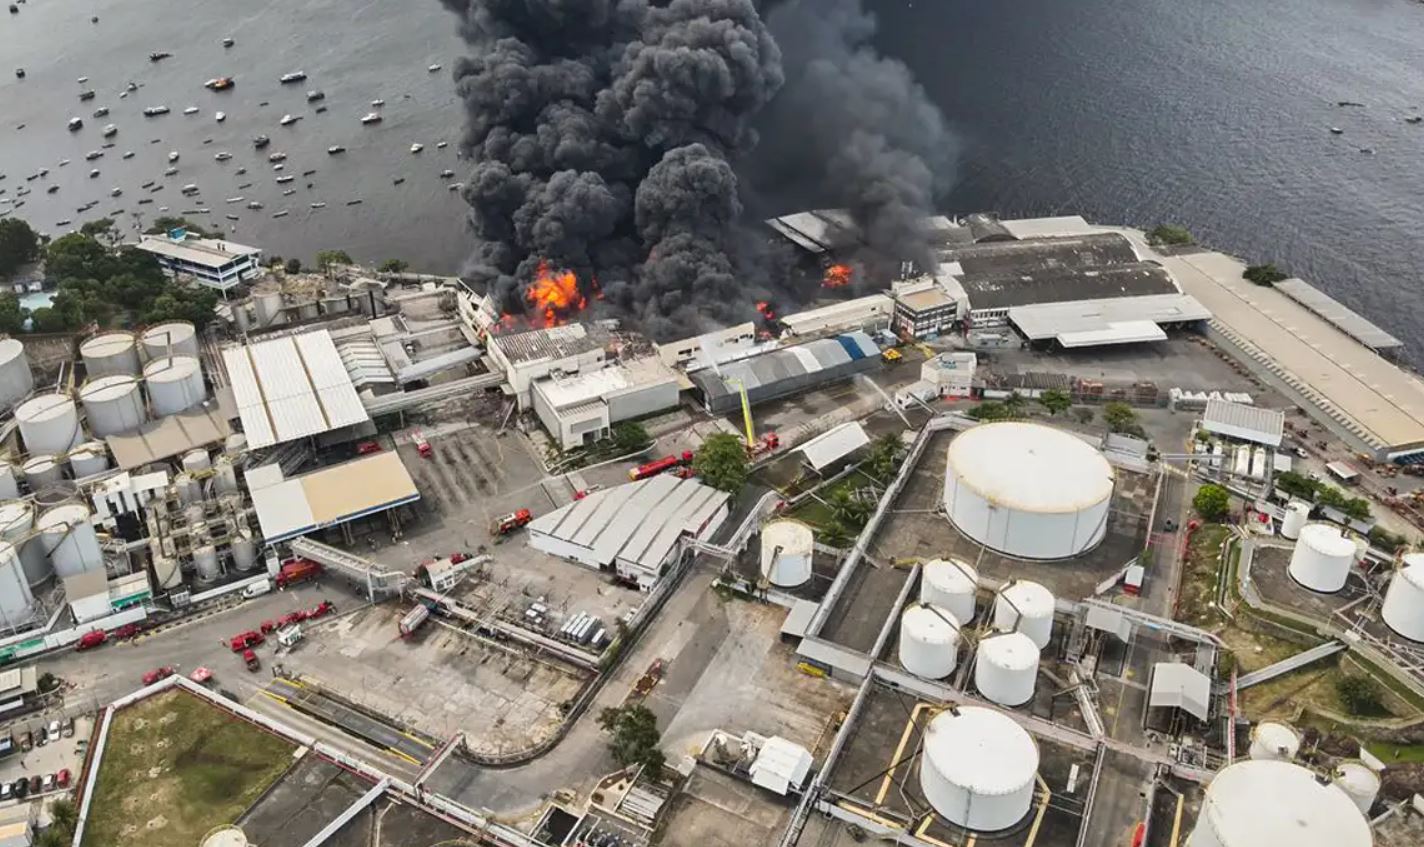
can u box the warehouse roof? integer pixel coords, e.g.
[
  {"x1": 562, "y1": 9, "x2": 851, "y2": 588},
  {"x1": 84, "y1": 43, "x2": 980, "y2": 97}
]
[
  {"x1": 799, "y1": 421, "x2": 870, "y2": 471},
  {"x1": 222, "y1": 330, "x2": 370, "y2": 449},
  {"x1": 533, "y1": 357, "x2": 678, "y2": 410},
  {"x1": 779, "y1": 295, "x2": 893, "y2": 335},
  {"x1": 959, "y1": 262, "x2": 1179, "y2": 311},
  {"x1": 763, "y1": 209, "x2": 862, "y2": 254},
  {"x1": 1201, "y1": 398, "x2": 1285, "y2": 447},
  {"x1": 249, "y1": 451, "x2": 420, "y2": 543},
  {"x1": 492, "y1": 322, "x2": 612, "y2": 365},
  {"x1": 940, "y1": 232, "x2": 1141, "y2": 278},
  {"x1": 1274, "y1": 278, "x2": 1403, "y2": 351},
  {"x1": 692, "y1": 332, "x2": 879, "y2": 403},
  {"x1": 135, "y1": 234, "x2": 261, "y2": 269},
  {"x1": 1008, "y1": 293, "x2": 1211, "y2": 341}
]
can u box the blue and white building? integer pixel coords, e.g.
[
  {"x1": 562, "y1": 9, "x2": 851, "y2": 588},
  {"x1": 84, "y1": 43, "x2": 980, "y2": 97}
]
[{"x1": 134, "y1": 231, "x2": 263, "y2": 291}]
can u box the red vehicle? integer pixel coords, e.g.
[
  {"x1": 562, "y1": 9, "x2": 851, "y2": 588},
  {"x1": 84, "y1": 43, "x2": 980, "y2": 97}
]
[
  {"x1": 275, "y1": 558, "x2": 322, "y2": 588},
  {"x1": 141, "y1": 666, "x2": 175, "y2": 685},
  {"x1": 750, "y1": 432, "x2": 780, "y2": 457},
  {"x1": 399, "y1": 602, "x2": 432, "y2": 638},
  {"x1": 411, "y1": 428, "x2": 433, "y2": 459},
  {"x1": 449, "y1": 552, "x2": 470, "y2": 565},
  {"x1": 278, "y1": 611, "x2": 304, "y2": 627},
  {"x1": 189, "y1": 667, "x2": 214, "y2": 684},
  {"x1": 492, "y1": 508, "x2": 533, "y2": 536},
  {"x1": 228, "y1": 630, "x2": 264, "y2": 652},
  {"x1": 355, "y1": 440, "x2": 383, "y2": 455},
  {"x1": 573, "y1": 484, "x2": 603, "y2": 501},
  {"x1": 55, "y1": 769, "x2": 70, "y2": 789},
  {"x1": 112, "y1": 623, "x2": 142, "y2": 640},
  {"x1": 630, "y1": 451, "x2": 694, "y2": 481},
  {"x1": 242, "y1": 649, "x2": 260, "y2": 671},
  {"x1": 259, "y1": 619, "x2": 278, "y2": 634},
  {"x1": 76, "y1": 630, "x2": 106, "y2": 651},
  {"x1": 307, "y1": 600, "x2": 336, "y2": 619}
]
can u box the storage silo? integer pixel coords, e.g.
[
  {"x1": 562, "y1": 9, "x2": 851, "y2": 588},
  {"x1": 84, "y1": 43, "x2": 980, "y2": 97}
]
[
  {"x1": 0, "y1": 500, "x2": 50, "y2": 586},
  {"x1": 1287, "y1": 523, "x2": 1355, "y2": 593},
  {"x1": 942, "y1": 422, "x2": 1113, "y2": 560},
  {"x1": 192, "y1": 544, "x2": 220, "y2": 582},
  {"x1": 1280, "y1": 501, "x2": 1310, "y2": 540},
  {"x1": 140, "y1": 321, "x2": 199, "y2": 361},
  {"x1": 80, "y1": 331, "x2": 141, "y2": 377},
  {"x1": 1382, "y1": 554, "x2": 1424, "y2": 642},
  {"x1": 975, "y1": 631, "x2": 1039, "y2": 707},
  {"x1": 1247, "y1": 721, "x2": 1300, "y2": 761},
  {"x1": 144, "y1": 356, "x2": 206, "y2": 416},
  {"x1": 1249, "y1": 447, "x2": 1267, "y2": 480},
  {"x1": 898, "y1": 604, "x2": 961, "y2": 679},
  {"x1": 68, "y1": 441, "x2": 110, "y2": 479},
  {"x1": 37, "y1": 503, "x2": 103, "y2": 578},
  {"x1": 16, "y1": 393, "x2": 82, "y2": 455},
  {"x1": 182, "y1": 449, "x2": 212, "y2": 474},
  {"x1": 921, "y1": 558, "x2": 978, "y2": 624},
  {"x1": 758, "y1": 520, "x2": 814, "y2": 588},
  {"x1": 1333, "y1": 762, "x2": 1379, "y2": 815},
  {"x1": 231, "y1": 532, "x2": 257, "y2": 571},
  {"x1": 0, "y1": 338, "x2": 33, "y2": 410},
  {"x1": 152, "y1": 554, "x2": 182, "y2": 590},
  {"x1": 920, "y1": 707, "x2": 1038, "y2": 832},
  {"x1": 0, "y1": 463, "x2": 17, "y2": 500},
  {"x1": 22, "y1": 455, "x2": 64, "y2": 491},
  {"x1": 993, "y1": 580, "x2": 1055, "y2": 649},
  {"x1": 80, "y1": 375, "x2": 148, "y2": 436},
  {"x1": 0, "y1": 541, "x2": 36, "y2": 627},
  {"x1": 1187, "y1": 759, "x2": 1371, "y2": 847},
  {"x1": 1231, "y1": 445, "x2": 1250, "y2": 477},
  {"x1": 213, "y1": 456, "x2": 239, "y2": 494},
  {"x1": 175, "y1": 472, "x2": 201, "y2": 504}
]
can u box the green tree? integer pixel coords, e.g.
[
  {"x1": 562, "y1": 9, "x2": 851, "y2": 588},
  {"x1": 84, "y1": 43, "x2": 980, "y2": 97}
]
[
  {"x1": 611, "y1": 422, "x2": 651, "y2": 452},
  {"x1": 28, "y1": 307, "x2": 72, "y2": 334},
  {"x1": 378, "y1": 258, "x2": 409, "y2": 273},
  {"x1": 597, "y1": 704, "x2": 665, "y2": 774},
  {"x1": 1148, "y1": 224, "x2": 1194, "y2": 246},
  {"x1": 1244, "y1": 263, "x2": 1287, "y2": 286},
  {"x1": 693, "y1": 433, "x2": 749, "y2": 495},
  {"x1": 1274, "y1": 470, "x2": 1319, "y2": 501},
  {"x1": 1103, "y1": 401, "x2": 1140, "y2": 434},
  {"x1": 1002, "y1": 391, "x2": 1027, "y2": 417},
  {"x1": 80, "y1": 217, "x2": 119, "y2": 245},
  {"x1": 285, "y1": 257, "x2": 303, "y2": 274},
  {"x1": 1072, "y1": 407, "x2": 1094, "y2": 425},
  {"x1": 0, "y1": 292, "x2": 25, "y2": 334},
  {"x1": 44, "y1": 232, "x2": 113, "y2": 282},
  {"x1": 864, "y1": 432, "x2": 904, "y2": 481},
  {"x1": 145, "y1": 216, "x2": 213, "y2": 238},
  {"x1": 969, "y1": 401, "x2": 1010, "y2": 421},
  {"x1": 0, "y1": 218, "x2": 41, "y2": 277},
  {"x1": 1336, "y1": 675, "x2": 1385, "y2": 716},
  {"x1": 315, "y1": 249, "x2": 353, "y2": 269},
  {"x1": 1193, "y1": 483, "x2": 1231, "y2": 522},
  {"x1": 827, "y1": 487, "x2": 873, "y2": 529},
  {"x1": 1038, "y1": 388, "x2": 1072, "y2": 416},
  {"x1": 48, "y1": 797, "x2": 76, "y2": 836},
  {"x1": 34, "y1": 829, "x2": 68, "y2": 847}
]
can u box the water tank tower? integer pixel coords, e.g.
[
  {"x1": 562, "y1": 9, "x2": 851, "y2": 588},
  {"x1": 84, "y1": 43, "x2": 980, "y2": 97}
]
[{"x1": 919, "y1": 706, "x2": 1039, "y2": 832}]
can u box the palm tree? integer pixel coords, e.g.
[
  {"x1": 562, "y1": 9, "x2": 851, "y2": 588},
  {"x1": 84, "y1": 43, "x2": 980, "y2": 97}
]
[{"x1": 49, "y1": 797, "x2": 77, "y2": 835}]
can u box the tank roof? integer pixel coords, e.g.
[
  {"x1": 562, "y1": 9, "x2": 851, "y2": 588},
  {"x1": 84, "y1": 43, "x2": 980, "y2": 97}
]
[
  {"x1": 946, "y1": 422, "x2": 1114, "y2": 513},
  {"x1": 37, "y1": 502, "x2": 90, "y2": 528},
  {"x1": 924, "y1": 558, "x2": 977, "y2": 591},
  {"x1": 979, "y1": 631, "x2": 1039, "y2": 669},
  {"x1": 923, "y1": 707, "x2": 1038, "y2": 795},
  {"x1": 16, "y1": 393, "x2": 74, "y2": 422},
  {"x1": 1001, "y1": 580, "x2": 1054, "y2": 613},
  {"x1": 1196, "y1": 760, "x2": 1371, "y2": 847},
  {"x1": 80, "y1": 331, "x2": 135, "y2": 353},
  {"x1": 1297, "y1": 523, "x2": 1356, "y2": 556},
  {"x1": 762, "y1": 519, "x2": 814, "y2": 554},
  {"x1": 80, "y1": 374, "x2": 142, "y2": 400},
  {"x1": 0, "y1": 338, "x2": 25, "y2": 362},
  {"x1": 902, "y1": 604, "x2": 961, "y2": 644},
  {"x1": 143, "y1": 355, "x2": 201, "y2": 381}
]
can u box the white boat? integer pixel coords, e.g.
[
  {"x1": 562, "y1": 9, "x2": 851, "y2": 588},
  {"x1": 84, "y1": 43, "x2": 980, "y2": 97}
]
[
  {"x1": 93, "y1": 106, "x2": 109, "y2": 118},
  {"x1": 89, "y1": 169, "x2": 100, "y2": 178},
  {"x1": 436, "y1": 141, "x2": 447, "y2": 149},
  {"x1": 168, "y1": 151, "x2": 180, "y2": 162},
  {"x1": 273, "y1": 210, "x2": 289, "y2": 218},
  {"x1": 58, "y1": 159, "x2": 70, "y2": 166},
  {"x1": 439, "y1": 169, "x2": 454, "y2": 178},
  {"x1": 279, "y1": 71, "x2": 307, "y2": 84},
  {"x1": 246, "y1": 201, "x2": 263, "y2": 210},
  {"x1": 121, "y1": 151, "x2": 134, "y2": 159},
  {"x1": 77, "y1": 76, "x2": 88, "y2": 84},
  {"x1": 181, "y1": 183, "x2": 199, "y2": 193},
  {"x1": 427, "y1": 64, "x2": 442, "y2": 72},
  {"x1": 183, "y1": 106, "x2": 199, "y2": 115},
  {"x1": 143, "y1": 105, "x2": 169, "y2": 116},
  {"x1": 279, "y1": 114, "x2": 300, "y2": 126},
  {"x1": 84, "y1": 150, "x2": 103, "y2": 160},
  {"x1": 409, "y1": 143, "x2": 423, "y2": 154},
  {"x1": 269, "y1": 152, "x2": 287, "y2": 162},
  {"x1": 327, "y1": 145, "x2": 346, "y2": 154},
  {"x1": 102, "y1": 124, "x2": 117, "y2": 137},
  {"x1": 225, "y1": 196, "x2": 244, "y2": 203},
  {"x1": 360, "y1": 113, "x2": 382, "y2": 124},
  {"x1": 67, "y1": 117, "x2": 83, "y2": 131},
  {"x1": 273, "y1": 164, "x2": 285, "y2": 171},
  {"x1": 163, "y1": 167, "x2": 178, "y2": 175},
  {"x1": 275, "y1": 175, "x2": 294, "y2": 184},
  {"x1": 282, "y1": 188, "x2": 296, "y2": 196},
  {"x1": 215, "y1": 111, "x2": 226, "y2": 122},
  {"x1": 310, "y1": 202, "x2": 326, "y2": 208},
  {"x1": 214, "y1": 152, "x2": 232, "y2": 161},
  {"x1": 370, "y1": 99, "x2": 385, "y2": 107},
  {"x1": 109, "y1": 188, "x2": 122, "y2": 197}
]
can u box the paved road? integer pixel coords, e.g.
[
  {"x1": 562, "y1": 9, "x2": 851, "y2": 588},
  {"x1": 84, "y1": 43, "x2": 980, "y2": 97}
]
[{"x1": 264, "y1": 677, "x2": 436, "y2": 766}]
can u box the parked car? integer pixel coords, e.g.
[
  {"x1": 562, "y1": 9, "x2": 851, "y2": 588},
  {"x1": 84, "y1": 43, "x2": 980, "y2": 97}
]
[
  {"x1": 19, "y1": 730, "x2": 32, "y2": 751},
  {"x1": 35, "y1": 729, "x2": 46, "y2": 748},
  {"x1": 12, "y1": 778, "x2": 27, "y2": 798},
  {"x1": 46, "y1": 720, "x2": 61, "y2": 744},
  {"x1": 41, "y1": 773, "x2": 53, "y2": 792},
  {"x1": 27, "y1": 775, "x2": 39, "y2": 794},
  {"x1": 228, "y1": 631, "x2": 264, "y2": 652},
  {"x1": 62, "y1": 717, "x2": 74, "y2": 738},
  {"x1": 56, "y1": 768, "x2": 70, "y2": 788},
  {"x1": 141, "y1": 667, "x2": 175, "y2": 686},
  {"x1": 242, "y1": 649, "x2": 259, "y2": 671},
  {"x1": 113, "y1": 622, "x2": 141, "y2": 640},
  {"x1": 76, "y1": 629, "x2": 107, "y2": 651}
]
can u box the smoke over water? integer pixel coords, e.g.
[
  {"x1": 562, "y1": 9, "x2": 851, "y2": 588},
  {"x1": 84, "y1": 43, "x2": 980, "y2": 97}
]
[{"x1": 441, "y1": 0, "x2": 952, "y2": 337}]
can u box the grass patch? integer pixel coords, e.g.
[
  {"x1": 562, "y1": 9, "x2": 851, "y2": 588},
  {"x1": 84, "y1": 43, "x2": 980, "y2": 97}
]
[
  {"x1": 782, "y1": 474, "x2": 873, "y2": 530},
  {"x1": 1366, "y1": 742, "x2": 1424, "y2": 764},
  {"x1": 1177, "y1": 525, "x2": 1232, "y2": 626},
  {"x1": 83, "y1": 689, "x2": 296, "y2": 847}
]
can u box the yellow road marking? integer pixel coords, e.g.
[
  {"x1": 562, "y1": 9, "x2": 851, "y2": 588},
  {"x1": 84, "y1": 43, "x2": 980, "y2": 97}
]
[
  {"x1": 387, "y1": 747, "x2": 423, "y2": 766},
  {"x1": 261, "y1": 690, "x2": 289, "y2": 705},
  {"x1": 877, "y1": 702, "x2": 929, "y2": 805},
  {"x1": 402, "y1": 731, "x2": 436, "y2": 749},
  {"x1": 1169, "y1": 792, "x2": 1184, "y2": 847}
]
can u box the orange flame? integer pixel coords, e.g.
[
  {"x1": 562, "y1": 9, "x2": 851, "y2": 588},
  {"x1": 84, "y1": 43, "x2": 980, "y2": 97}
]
[
  {"x1": 525, "y1": 260, "x2": 587, "y2": 327},
  {"x1": 755, "y1": 300, "x2": 776, "y2": 321},
  {"x1": 823, "y1": 263, "x2": 853, "y2": 288}
]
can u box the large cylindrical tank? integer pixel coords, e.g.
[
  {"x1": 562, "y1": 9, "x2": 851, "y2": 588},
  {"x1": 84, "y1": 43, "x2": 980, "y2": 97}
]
[
  {"x1": 993, "y1": 580, "x2": 1055, "y2": 649},
  {"x1": 22, "y1": 455, "x2": 64, "y2": 491},
  {"x1": 152, "y1": 554, "x2": 182, "y2": 590},
  {"x1": 175, "y1": 472, "x2": 201, "y2": 505},
  {"x1": 919, "y1": 706, "x2": 1038, "y2": 832},
  {"x1": 80, "y1": 375, "x2": 148, "y2": 436},
  {"x1": 140, "y1": 321, "x2": 199, "y2": 361},
  {"x1": 192, "y1": 544, "x2": 220, "y2": 582},
  {"x1": 942, "y1": 422, "x2": 1113, "y2": 560},
  {"x1": 0, "y1": 338, "x2": 34, "y2": 411},
  {"x1": 1280, "y1": 501, "x2": 1310, "y2": 540},
  {"x1": 0, "y1": 541, "x2": 36, "y2": 627},
  {"x1": 80, "y1": 331, "x2": 141, "y2": 377},
  {"x1": 68, "y1": 441, "x2": 110, "y2": 478},
  {"x1": 0, "y1": 463, "x2": 17, "y2": 500},
  {"x1": 1249, "y1": 447, "x2": 1267, "y2": 481},
  {"x1": 760, "y1": 519, "x2": 814, "y2": 588},
  {"x1": 975, "y1": 631, "x2": 1039, "y2": 707},
  {"x1": 213, "y1": 456, "x2": 239, "y2": 494},
  {"x1": 921, "y1": 558, "x2": 978, "y2": 624},
  {"x1": 0, "y1": 500, "x2": 51, "y2": 586},
  {"x1": 231, "y1": 532, "x2": 257, "y2": 571},
  {"x1": 1333, "y1": 762, "x2": 1380, "y2": 815},
  {"x1": 898, "y1": 604, "x2": 961, "y2": 679},
  {"x1": 182, "y1": 449, "x2": 212, "y2": 474},
  {"x1": 1288, "y1": 523, "x2": 1355, "y2": 593},
  {"x1": 1232, "y1": 445, "x2": 1250, "y2": 477},
  {"x1": 1382, "y1": 553, "x2": 1424, "y2": 642},
  {"x1": 37, "y1": 503, "x2": 103, "y2": 578},
  {"x1": 143, "y1": 356, "x2": 205, "y2": 416},
  {"x1": 16, "y1": 393, "x2": 82, "y2": 455},
  {"x1": 224, "y1": 433, "x2": 248, "y2": 455},
  {"x1": 1248, "y1": 721, "x2": 1300, "y2": 761},
  {"x1": 1187, "y1": 760, "x2": 1371, "y2": 847}
]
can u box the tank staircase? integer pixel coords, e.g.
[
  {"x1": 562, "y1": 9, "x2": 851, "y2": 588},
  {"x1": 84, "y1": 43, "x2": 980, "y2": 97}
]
[{"x1": 1214, "y1": 639, "x2": 1346, "y2": 693}]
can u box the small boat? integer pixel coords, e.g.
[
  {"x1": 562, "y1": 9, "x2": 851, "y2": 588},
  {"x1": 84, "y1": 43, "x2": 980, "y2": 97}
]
[
  {"x1": 235, "y1": 167, "x2": 247, "y2": 175},
  {"x1": 126, "y1": 81, "x2": 139, "y2": 92},
  {"x1": 93, "y1": 106, "x2": 109, "y2": 118},
  {"x1": 121, "y1": 151, "x2": 134, "y2": 159},
  {"x1": 149, "y1": 52, "x2": 172, "y2": 62},
  {"x1": 215, "y1": 112, "x2": 226, "y2": 122},
  {"x1": 392, "y1": 177, "x2": 405, "y2": 185},
  {"x1": 204, "y1": 77, "x2": 235, "y2": 91},
  {"x1": 89, "y1": 169, "x2": 100, "y2": 178},
  {"x1": 370, "y1": 99, "x2": 385, "y2": 107},
  {"x1": 237, "y1": 182, "x2": 252, "y2": 189},
  {"x1": 168, "y1": 151, "x2": 179, "y2": 162},
  {"x1": 427, "y1": 64, "x2": 442, "y2": 72},
  {"x1": 202, "y1": 138, "x2": 212, "y2": 144},
  {"x1": 306, "y1": 90, "x2": 325, "y2": 102},
  {"x1": 448, "y1": 182, "x2": 463, "y2": 191},
  {"x1": 84, "y1": 150, "x2": 103, "y2": 160},
  {"x1": 410, "y1": 143, "x2": 423, "y2": 154},
  {"x1": 138, "y1": 198, "x2": 153, "y2": 205},
  {"x1": 46, "y1": 185, "x2": 57, "y2": 194},
  {"x1": 102, "y1": 142, "x2": 115, "y2": 149},
  {"x1": 59, "y1": 159, "x2": 70, "y2": 167},
  {"x1": 273, "y1": 210, "x2": 289, "y2": 218},
  {"x1": 314, "y1": 106, "x2": 327, "y2": 114},
  {"x1": 253, "y1": 135, "x2": 271, "y2": 149},
  {"x1": 143, "y1": 106, "x2": 170, "y2": 116},
  {"x1": 102, "y1": 124, "x2": 118, "y2": 137},
  {"x1": 224, "y1": 214, "x2": 239, "y2": 221},
  {"x1": 141, "y1": 180, "x2": 153, "y2": 187},
  {"x1": 268, "y1": 152, "x2": 287, "y2": 162},
  {"x1": 222, "y1": 37, "x2": 234, "y2": 48},
  {"x1": 79, "y1": 90, "x2": 96, "y2": 101},
  {"x1": 345, "y1": 198, "x2": 362, "y2": 205},
  {"x1": 1359, "y1": 147, "x2": 1375, "y2": 155},
  {"x1": 1329, "y1": 127, "x2": 1344, "y2": 135},
  {"x1": 77, "y1": 76, "x2": 89, "y2": 84},
  {"x1": 181, "y1": 183, "x2": 199, "y2": 193},
  {"x1": 110, "y1": 187, "x2": 122, "y2": 197},
  {"x1": 163, "y1": 167, "x2": 178, "y2": 175},
  {"x1": 68, "y1": 117, "x2": 83, "y2": 131},
  {"x1": 246, "y1": 201, "x2": 263, "y2": 210},
  {"x1": 14, "y1": 69, "x2": 23, "y2": 79},
  {"x1": 279, "y1": 114, "x2": 300, "y2": 126},
  {"x1": 301, "y1": 168, "x2": 316, "y2": 176},
  {"x1": 327, "y1": 145, "x2": 346, "y2": 155},
  {"x1": 273, "y1": 164, "x2": 285, "y2": 172},
  {"x1": 276, "y1": 175, "x2": 295, "y2": 184},
  {"x1": 183, "y1": 106, "x2": 200, "y2": 115},
  {"x1": 279, "y1": 71, "x2": 307, "y2": 84},
  {"x1": 360, "y1": 113, "x2": 382, "y2": 125},
  {"x1": 310, "y1": 202, "x2": 326, "y2": 208},
  {"x1": 282, "y1": 188, "x2": 296, "y2": 196},
  {"x1": 56, "y1": 220, "x2": 72, "y2": 227},
  {"x1": 225, "y1": 196, "x2": 244, "y2": 203},
  {"x1": 214, "y1": 152, "x2": 232, "y2": 161},
  {"x1": 436, "y1": 141, "x2": 447, "y2": 149},
  {"x1": 1407, "y1": 116, "x2": 1423, "y2": 125},
  {"x1": 439, "y1": 169, "x2": 454, "y2": 178}
]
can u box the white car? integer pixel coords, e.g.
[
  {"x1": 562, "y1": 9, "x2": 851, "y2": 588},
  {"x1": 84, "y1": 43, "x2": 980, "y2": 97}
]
[{"x1": 45, "y1": 720, "x2": 60, "y2": 744}]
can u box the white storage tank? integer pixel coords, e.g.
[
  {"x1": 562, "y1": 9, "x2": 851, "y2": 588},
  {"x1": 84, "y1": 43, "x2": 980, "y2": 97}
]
[
  {"x1": 68, "y1": 441, "x2": 110, "y2": 478},
  {"x1": 1249, "y1": 447, "x2": 1267, "y2": 480},
  {"x1": 141, "y1": 321, "x2": 199, "y2": 360},
  {"x1": 0, "y1": 500, "x2": 50, "y2": 586},
  {"x1": 80, "y1": 331, "x2": 141, "y2": 377},
  {"x1": 1187, "y1": 759, "x2": 1371, "y2": 847},
  {"x1": 22, "y1": 455, "x2": 64, "y2": 490},
  {"x1": 182, "y1": 449, "x2": 212, "y2": 474},
  {"x1": 1382, "y1": 553, "x2": 1424, "y2": 642},
  {"x1": 192, "y1": 544, "x2": 220, "y2": 582},
  {"x1": 993, "y1": 580, "x2": 1055, "y2": 649},
  {"x1": 16, "y1": 393, "x2": 82, "y2": 455},
  {"x1": 1280, "y1": 501, "x2": 1310, "y2": 540},
  {"x1": 1231, "y1": 444, "x2": 1250, "y2": 477},
  {"x1": 760, "y1": 519, "x2": 814, "y2": 588},
  {"x1": 920, "y1": 558, "x2": 978, "y2": 624},
  {"x1": 1288, "y1": 523, "x2": 1355, "y2": 593},
  {"x1": 898, "y1": 604, "x2": 961, "y2": 680},
  {"x1": 975, "y1": 631, "x2": 1039, "y2": 707},
  {"x1": 144, "y1": 356, "x2": 206, "y2": 416},
  {"x1": 37, "y1": 503, "x2": 103, "y2": 578},
  {"x1": 0, "y1": 541, "x2": 36, "y2": 627},
  {"x1": 80, "y1": 375, "x2": 148, "y2": 436},
  {"x1": 152, "y1": 555, "x2": 182, "y2": 590},
  {"x1": 1247, "y1": 721, "x2": 1300, "y2": 761},
  {"x1": 942, "y1": 422, "x2": 1113, "y2": 560},
  {"x1": 0, "y1": 463, "x2": 17, "y2": 500},
  {"x1": 231, "y1": 532, "x2": 257, "y2": 571},
  {"x1": 213, "y1": 456, "x2": 239, "y2": 494},
  {"x1": 0, "y1": 338, "x2": 34, "y2": 411},
  {"x1": 1333, "y1": 761, "x2": 1379, "y2": 815},
  {"x1": 919, "y1": 706, "x2": 1038, "y2": 832},
  {"x1": 175, "y1": 472, "x2": 201, "y2": 505}
]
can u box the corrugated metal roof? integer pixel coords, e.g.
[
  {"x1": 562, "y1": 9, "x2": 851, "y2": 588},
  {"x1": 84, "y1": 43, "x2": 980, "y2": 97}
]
[
  {"x1": 1202, "y1": 398, "x2": 1285, "y2": 446},
  {"x1": 222, "y1": 330, "x2": 370, "y2": 449},
  {"x1": 799, "y1": 422, "x2": 870, "y2": 471},
  {"x1": 1274, "y1": 278, "x2": 1402, "y2": 351},
  {"x1": 251, "y1": 451, "x2": 420, "y2": 542},
  {"x1": 1009, "y1": 293, "x2": 1211, "y2": 341}
]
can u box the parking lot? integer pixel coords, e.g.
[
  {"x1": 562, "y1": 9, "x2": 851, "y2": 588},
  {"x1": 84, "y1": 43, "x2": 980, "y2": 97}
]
[{"x1": 0, "y1": 711, "x2": 91, "y2": 807}]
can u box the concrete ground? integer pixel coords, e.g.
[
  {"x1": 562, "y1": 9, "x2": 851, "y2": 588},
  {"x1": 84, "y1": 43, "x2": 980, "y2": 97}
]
[
  {"x1": 976, "y1": 335, "x2": 1272, "y2": 397},
  {"x1": 658, "y1": 767, "x2": 793, "y2": 847},
  {"x1": 1250, "y1": 543, "x2": 1369, "y2": 622}
]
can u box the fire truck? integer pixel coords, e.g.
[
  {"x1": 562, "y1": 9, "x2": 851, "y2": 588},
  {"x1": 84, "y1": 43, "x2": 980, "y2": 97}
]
[
  {"x1": 492, "y1": 508, "x2": 533, "y2": 536},
  {"x1": 629, "y1": 451, "x2": 694, "y2": 481}
]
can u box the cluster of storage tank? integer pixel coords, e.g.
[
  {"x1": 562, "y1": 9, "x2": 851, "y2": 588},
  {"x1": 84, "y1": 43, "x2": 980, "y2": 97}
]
[
  {"x1": 0, "y1": 499, "x2": 106, "y2": 626},
  {"x1": 1382, "y1": 552, "x2": 1424, "y2": 642},
  {"x1": 146, "y1": 446, "x2": 253, "y2": 589},
  {"x1": 76, "y1": 323, "x2": 205, "y2": 438}
]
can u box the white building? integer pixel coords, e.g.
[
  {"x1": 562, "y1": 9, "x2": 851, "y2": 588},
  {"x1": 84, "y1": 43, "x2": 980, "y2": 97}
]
[
  {"x1": 921, "y1": 352, "x2": 976, "y2": 397},
  {"x1": 530, "y1": 357, "x2": 681, "y2": 450},
  {"x1": 134, "y1": 233, "x2": 263, "y2": 291},
  {"x1": 655, "y1": 322, "x2": 758, "y2": 370},
  {"x1": 779, "y1": 295, "x2": 893, "y2": 338},
  {"x1": 487, "y1": 323, "x2": 615, "y2": 408},
  {"x1": 1200, "y1": 398, "x2": 1285, "y2": 448},
  {"x1": 891, "y1": 275, "x2": 968, "y2": 339}
]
